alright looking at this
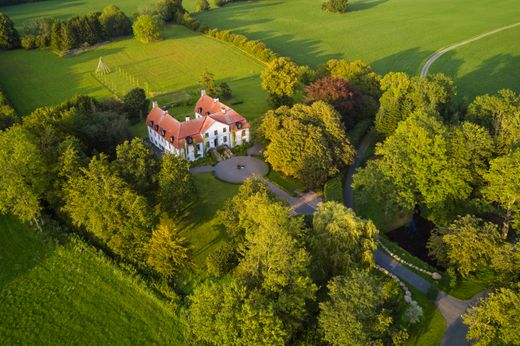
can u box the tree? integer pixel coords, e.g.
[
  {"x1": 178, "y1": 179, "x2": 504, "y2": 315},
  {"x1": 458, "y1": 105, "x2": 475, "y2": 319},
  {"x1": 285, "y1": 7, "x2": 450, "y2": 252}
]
[
  {"x1": 427, "y1": 215, "x2": 502, "y2": 277},
  {"x1": 133, "y1": 15, "x2": 162, "y2": 43},
  {"x1": 123, "y1": 88, "x2": 149, "y2": 123},
  {"x1": 319, "y1": 271, "x2": 404, "y2": 345},
  {"x1": 235, "y1": 193, "x2": 316, "y2": 335},
  {"x1": 322, "y1": 0, "x2": 349, "y2": 13},
  {"x1": 113, "y1": 138, "x2": 159, "y2": 198},
  {"x1": 154, "y1": 0, "x2": 184, "y2": 22},
  {"x1": 147, "y1": 221, "x2": 190, "y2": 277},
  {"x1": 0, "y1": 13, "x2": 20, "y2": 49},
  {"x1": 196, "y1": 0, "x2": 210, "y2": 12},
  {"x1": 310, "y1": 202, "x2": 377, "y2": 283},
  {"x1": 187, "y1": 279, "x2": 286, "y2": 345},
  {"x1": 260, "y1": 102, "x2": 355, "y2": 188},
  {"x1": 99, "y1": 5, "x2": 132, "y2": 37},
  {"x1": 304, "y1": 76, "x2": 362, "y2": 128},
  {"x1": 198, "y1": 69, "x2": 220, "y2": 96},
  {"x1": 206, "y1": 243, "x2": 237, "y2": 277},
  {"x1": 261, "y1": 57, "x2": 302, "y2": 106},
  {"x1": 157, "y1": 153, "x2": 194, "y2": 215},
  {"x1": 482, "y1": 150, "x2": 520, "y2": 235},
  {"x1": 321, "y1": 59, "x2": 381, "y2": 98},
  {"x1": 375, "y1": 72, "x2": 455, "y2": 136},
  {"x1": 63, "y1": 155, "x2": 154, "y2": 262},
  {"x1": 0, "y1": 89, "x2": 18, "y2": 130},
  {"x1": 0, "y1": 126, "x2": 48, "y2": 228},
  {"x1": 466, "y1": 89, "x2": 520, "y2": 153},
  {"x1": 218, "y1": 82, "x2": 232, "y2": 99},
  {"x1": 463, "y1": 284, "x2": 520, "y2": 346}
]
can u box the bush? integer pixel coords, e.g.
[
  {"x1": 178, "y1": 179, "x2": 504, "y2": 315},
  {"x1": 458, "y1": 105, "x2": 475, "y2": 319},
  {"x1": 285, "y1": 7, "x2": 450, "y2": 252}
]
[
  {"x1": 404, "y1": 300, "x2": 424, "y2": 324},
  {"x1": 21, "y1": 35, "x2": 37, "y2": 49},
  {"x1": 206, "y1": 243, "x2": 237, "y2": 277},
  {"x1": 322, "y1": 0, "x2": 349, "y2": 13},
  {"x1": 196, "y1": 0, "x2": 210, "y2": 12}
]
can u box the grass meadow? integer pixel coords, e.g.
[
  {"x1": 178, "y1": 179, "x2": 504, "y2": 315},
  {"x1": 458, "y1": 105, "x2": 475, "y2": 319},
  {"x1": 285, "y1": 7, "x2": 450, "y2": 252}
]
[
  {"x1": 0, "y1": 214, "x2": 183, "y2": 344},
  {"x1": 0, "y1": 25, "x2": 268, "y2": 117},
  {"x1": 430, "y1": 25, "x2": 520, "y2": 100}
]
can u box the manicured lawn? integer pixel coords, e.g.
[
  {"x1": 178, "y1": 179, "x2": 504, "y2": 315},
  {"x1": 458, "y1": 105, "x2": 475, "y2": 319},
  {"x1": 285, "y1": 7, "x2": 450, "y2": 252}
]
[
  {"x1": 430, "y1": 25, "x2": 520, "y2": 100},
  {"x1": 194, "y1": 0, "x2": 520, "y2": 95},
  {"x1": 404, "y1": 287, "x2": 446, "y2": 346},
  {"x1": 175, "y1": 173, "x2": 239, "y2": 292},
  {"x1": 436, "y1": 269, "x2": 494, "y2": 300},
  {"x1": 0, "y1": 214, "x2": 183, "y2": 344},
  {"x1": 0, "y1": 25, "x2": 268, "y2": 117}
]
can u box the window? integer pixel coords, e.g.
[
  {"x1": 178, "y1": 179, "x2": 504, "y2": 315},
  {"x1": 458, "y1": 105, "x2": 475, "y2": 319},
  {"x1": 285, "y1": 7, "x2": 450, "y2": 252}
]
[
  {"x1": 154, "y1": 124, "x2": 159, "y2": 131},
  {"x1": 169, "y1": 136, "x2": 174, "y2": 143},
  {"x1": 223, "y1": 136, "x2": 227, "y2": 143},
  {"x1": 186, "y1": 136, "x2": 193, "y2": 145},
  {"x1": 161, "y1": 129, "x2": 166, "y2": 137},
  {"x1": 214, "y1": 130, "x2": 218, "y2": 136},
  {"x1": 236, "y1": 121, "x2": 243, "y2": 129},
  {"x1": 223, "y1": 128, "x2": 227, "y2": 133},
  {"x1": 149, "y1": 120, "x2": 154, "y2": 127},
  {"x1": 204, "y1": 132, "x2": 209, "y2": 138},
  {"x1": 242, "y1": 130, "x2": 246, "y2": 137},
  {"x1": 206, "y1": 112, "x2": 210, "y2": 116},
  {"x1": 198, "y1": 107, "x2": 203, "y2": 114}
]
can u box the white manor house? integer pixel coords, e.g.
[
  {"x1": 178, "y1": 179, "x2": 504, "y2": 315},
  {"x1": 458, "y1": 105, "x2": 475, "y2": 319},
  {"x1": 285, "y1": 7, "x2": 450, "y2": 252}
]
[{"x1": 146, "y1": 91, "x2": 251, "y2": 161}]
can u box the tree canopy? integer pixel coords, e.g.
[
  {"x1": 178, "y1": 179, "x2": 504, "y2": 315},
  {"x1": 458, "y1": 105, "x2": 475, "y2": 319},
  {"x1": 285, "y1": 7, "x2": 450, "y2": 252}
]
[
  {"x1": 0, "y1": 12, "x2": 20, "y2": 49},
  {"x1": 133, "y1": 15, "x2": 162, "y2": 43},
  {"x1": 99, "y1": 5, "x2": 132, "y2": 38},
  {"x1": 261, "y1": 57, "x2": 302, "y2": 106}
]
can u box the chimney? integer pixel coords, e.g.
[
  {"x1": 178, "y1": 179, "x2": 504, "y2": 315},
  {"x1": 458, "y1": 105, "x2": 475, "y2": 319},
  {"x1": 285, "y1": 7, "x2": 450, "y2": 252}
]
[
  {"x1": 201, "y1": 89, "x2": 206, "y2": 97},
  {"x1": 152, "y1": 101, "x2": 158, "y2": 108},
  {"x1": 221, "y1": 107, "x2": 226, "y2": 113},
  {"x1": 185, "y1": 116, "x2": 190, "y2": 122},
  {"x1": 213, "y1": 98, "x2": 219, "y2": 103}
]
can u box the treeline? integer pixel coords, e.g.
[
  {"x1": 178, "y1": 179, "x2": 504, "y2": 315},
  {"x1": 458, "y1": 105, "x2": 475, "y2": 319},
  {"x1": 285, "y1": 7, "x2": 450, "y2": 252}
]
[{"x1": 0, "y1": 0, "x2": 46, "y2": 5}]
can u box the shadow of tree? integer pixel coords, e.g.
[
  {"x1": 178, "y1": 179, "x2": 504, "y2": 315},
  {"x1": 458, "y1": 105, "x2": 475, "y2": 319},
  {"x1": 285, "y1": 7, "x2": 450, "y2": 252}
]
[{"x1": 349, "y1": 0, "x2": 389, "y2": 12}]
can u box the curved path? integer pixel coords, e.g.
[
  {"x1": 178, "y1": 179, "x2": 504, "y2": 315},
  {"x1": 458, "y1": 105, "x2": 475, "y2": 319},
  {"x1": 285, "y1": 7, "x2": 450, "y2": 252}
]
[
  {"x1": 420, "y1": 22, "x2": 520, "y2": 77},
  {"x1": 343, "y1": 133, "x2": 484, "y2": 345}
]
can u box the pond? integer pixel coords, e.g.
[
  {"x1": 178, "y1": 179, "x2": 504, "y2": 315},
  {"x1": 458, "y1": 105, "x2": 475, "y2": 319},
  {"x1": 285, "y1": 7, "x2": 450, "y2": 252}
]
[{"x1": 386, "y1": 212, "x2": 442, "y2": 268}]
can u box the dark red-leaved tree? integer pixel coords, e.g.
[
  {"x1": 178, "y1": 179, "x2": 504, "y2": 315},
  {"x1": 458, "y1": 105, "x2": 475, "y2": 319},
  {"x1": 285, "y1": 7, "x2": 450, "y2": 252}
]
[{"x1": 304, "y1": 76, "x2": 362, "y2": 129}]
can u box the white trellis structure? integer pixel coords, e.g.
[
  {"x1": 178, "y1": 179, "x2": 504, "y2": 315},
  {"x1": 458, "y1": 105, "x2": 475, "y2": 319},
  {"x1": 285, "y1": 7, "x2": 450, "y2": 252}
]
[{"x1": 96, "y1": 57, "x2": 111, "y2": 74}]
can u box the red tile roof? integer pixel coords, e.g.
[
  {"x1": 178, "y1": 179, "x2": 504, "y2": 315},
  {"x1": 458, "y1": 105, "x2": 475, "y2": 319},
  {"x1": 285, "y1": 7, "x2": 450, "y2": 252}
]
[{"x1": 146, "y1": 95, "x2": 248, "y2": 150}]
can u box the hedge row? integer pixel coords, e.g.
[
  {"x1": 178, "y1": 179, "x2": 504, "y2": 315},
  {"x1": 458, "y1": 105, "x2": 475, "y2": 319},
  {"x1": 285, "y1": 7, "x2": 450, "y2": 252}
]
[{"x1": 176, "y1": 12, "x2": 277, "y2": 63}]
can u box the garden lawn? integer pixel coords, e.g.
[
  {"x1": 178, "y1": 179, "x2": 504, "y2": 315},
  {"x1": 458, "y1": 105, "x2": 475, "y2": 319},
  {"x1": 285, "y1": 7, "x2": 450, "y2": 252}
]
[
  {"x1": 194, "y1": 0, "x2": 520, "y2": 95},
  {"x1": 430, "y1": 25, "x2": 520, "y2": 100},
  {"x1": 175, "y1": 172, "x2": 239, "y2": 293},
  {"x1": 0, "y1": 25, "x2": 268, "y2": 118},
  {"x1": 404, "y1": 287, "x2": 446, "y2": 346},
  {"x1": 0, "y1": 214, "x2": 183, "y2": 344}
]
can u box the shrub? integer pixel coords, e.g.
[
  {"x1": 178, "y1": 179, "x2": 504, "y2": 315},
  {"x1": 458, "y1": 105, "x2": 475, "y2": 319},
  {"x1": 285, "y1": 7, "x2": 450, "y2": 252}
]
[
  {"x1": 322, "y1": 0, "x2": 349, "y2": 13},
  {"x1": 21, "y1": 35, "x2": 37, "y2": 49},
  {"x1": 404, "y1": 300, "x2": 423, "y2": 324}
]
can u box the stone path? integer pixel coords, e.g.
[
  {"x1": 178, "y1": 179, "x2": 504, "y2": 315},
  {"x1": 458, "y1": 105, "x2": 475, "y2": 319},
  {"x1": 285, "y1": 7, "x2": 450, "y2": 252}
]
[{"x1": 420, "y1": 22, "x2": 520, "y2": 77}]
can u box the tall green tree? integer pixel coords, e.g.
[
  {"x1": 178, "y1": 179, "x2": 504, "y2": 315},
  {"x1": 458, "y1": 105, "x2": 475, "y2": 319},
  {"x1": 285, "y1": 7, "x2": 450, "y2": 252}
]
[
  {"x1": 0, "y1": 126, "x2": 48, "y2": 228},
  {"x1": 427, "y1": 215, "x2": 502, "y2": 277},
  {"x1": 0, "y1": 88, "x2": 18, "y2": 130},
  {"x1": 132, "y1": 15, "x2": 162, "y2": 43},
  {"x1": 310, "y1": 202, "x2": 377, "y2": 283},
  {"x1": 147, "y1": 221, "x2": 190, "y2": 277},
  {"x1": 319, "y1": 270, "x2": 404, "y2": 345},
  {"x1": 63, "y1": 155, "x2": 154, "y2": 262},
  {"x1": 482, "y1": 150, "x2": 520, "y2": 235},
  {"x1": 113, "y1": 138, "x2": 159, "y2": 198},
  {"x1": 321, "y1": 59, "x2": 381, "y2": 98},
  {"x1": 0, "y1": 12, "x2": 20, "y2": 49},
  {"x1": 158, "y1": 153, "x2": 194, "y2": 215},
  {"x1": 123, "y1": 88, "x2": 149, "y2": 123},
  {"x1": 260, "y1": 102, "x2": 355, "y2": 188},
  {"x1": 99, "y1": 5, "x2": 132, "y2": 38},
  {"x1": 261, "y1": 57, "x2": 302, "y2": 106},
  {"x1": 463, "y1": 284, "x2": 520, "y2": 346},
  {"x1": 187, "y1": 279, "x2": 286, "y2": 345},
  {"x1": 375, "y1": 72, "x2": 455, "y2": 136},
  {"x1": 466, "y1": 89, "x2": 520, "y2": 153}
]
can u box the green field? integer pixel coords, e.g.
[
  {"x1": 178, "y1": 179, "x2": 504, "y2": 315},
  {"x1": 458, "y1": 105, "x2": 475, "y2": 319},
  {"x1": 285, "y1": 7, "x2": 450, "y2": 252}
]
[
  {"x1": 0, "y1": 25, "x2": 268, "y2": 117},
  {"x1": 430, "y1": 25, "x2": 520, "y2": 100},
  {"x1": 0, "y1": 214, "x2": 183, "y2": 344}
]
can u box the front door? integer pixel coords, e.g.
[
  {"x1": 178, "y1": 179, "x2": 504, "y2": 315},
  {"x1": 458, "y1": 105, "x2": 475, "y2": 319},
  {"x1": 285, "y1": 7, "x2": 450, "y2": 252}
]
[{"x1": 214, "y1": 138, "x2": 218, "y2": 147}]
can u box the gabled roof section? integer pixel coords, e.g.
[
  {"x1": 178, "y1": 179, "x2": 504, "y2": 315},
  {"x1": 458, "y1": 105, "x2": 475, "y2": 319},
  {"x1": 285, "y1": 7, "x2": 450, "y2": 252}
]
[{"x1": 194, "y1": 95, "x2": 250, "y2": 130}]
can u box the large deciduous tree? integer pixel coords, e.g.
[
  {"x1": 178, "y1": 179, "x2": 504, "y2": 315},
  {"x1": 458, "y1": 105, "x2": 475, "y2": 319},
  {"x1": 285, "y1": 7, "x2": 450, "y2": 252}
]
[
  {"x1": 319, "y1": 271, "x2": 404, "y2": 345},
  {"x1": 482, "y1": 150, "x2": 520, "y2": 235},
  {"x1": 158, "y1": 153, "x2": 194, "y2": 215},
  {"x1": 133, "y1": 15, "x2": 162, "y2": 43},
  {"x1": 321, "y1": 59, "x2": 381, "y2": 99},
  {"x1": 261, "y1": 57, "x2": 302, "y2": 106},
  {"x1": 99, "y1": 5, "x2": 132, "y2": 38},
  {"x1": 310, "y1": 202, "x2": 377, "y2": 283},
  {"x1": 123, "y1": 88, "x2": 149, "y2": 123},
  {"x1": 0, "y1": 126, "x2": 48, "y2": 228},
  {"x1": 63, "y1": 155, "x2": 154, "y2": 262},
  {"x1": 0, "y1": 13, "x2": 20, "y2": 49},
  {"x1": 304, "y1": 76, "x2": 362, "y2": 128},
  {"x1": 427, "y1": 215, "x2": 502, "y2": 276},
  {"x1": 260, "y1": 102, "x2": 355, "y2": 188},
  {"x1": 463, "y1": 284, "x2": 520, "y2": 346},
  {"x1": 466, "y1": 89, "x2": 520, "y2": 153},
  {"x1": 147, "y1": 221, "x2": 190, "y2": 277},
  {"x1": 375, "y1": 72, "x2": 455, "y2": 136}
]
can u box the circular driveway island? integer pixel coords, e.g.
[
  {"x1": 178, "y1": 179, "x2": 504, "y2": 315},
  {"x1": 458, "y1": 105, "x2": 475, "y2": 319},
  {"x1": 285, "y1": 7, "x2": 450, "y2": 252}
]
[{"x1": 214, "y1": 156, "x2": 269, "y2": 183}]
